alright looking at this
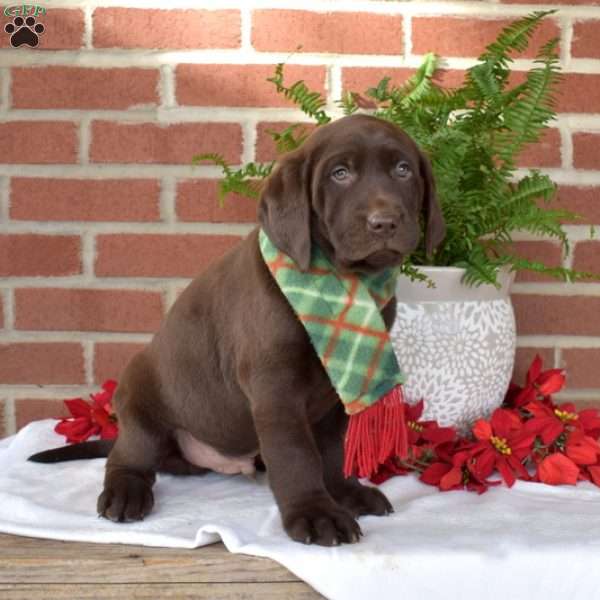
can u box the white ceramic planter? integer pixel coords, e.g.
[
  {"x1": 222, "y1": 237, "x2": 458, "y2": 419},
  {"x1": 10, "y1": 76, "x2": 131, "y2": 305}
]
[{"x1": 390, "y1": 267, "x2": 516, "y2": 433}]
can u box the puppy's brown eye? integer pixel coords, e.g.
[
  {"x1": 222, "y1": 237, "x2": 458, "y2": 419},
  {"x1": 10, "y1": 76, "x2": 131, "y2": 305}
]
[
  {"x1": 395, "y1": 161, "x2": 411, "y2": 178},
  {"x1": 331, "y1": 166, "x2": 350, "y2": 182}
]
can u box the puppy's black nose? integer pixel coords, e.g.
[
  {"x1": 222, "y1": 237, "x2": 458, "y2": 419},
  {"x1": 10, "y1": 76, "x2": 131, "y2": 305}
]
[{"x1": 367, "y1": 212, "x2": 398, "y2": 237}]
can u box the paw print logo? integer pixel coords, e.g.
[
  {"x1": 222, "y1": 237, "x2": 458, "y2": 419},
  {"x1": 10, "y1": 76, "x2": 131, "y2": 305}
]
[{"x1": 5, "y1": 15, "x2": 45, "y2": 48}]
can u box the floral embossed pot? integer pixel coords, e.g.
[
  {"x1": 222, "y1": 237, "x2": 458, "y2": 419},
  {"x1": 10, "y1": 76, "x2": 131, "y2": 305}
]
[{"x1": 390, "y1": 267, "x2": 516, "y2": 433}]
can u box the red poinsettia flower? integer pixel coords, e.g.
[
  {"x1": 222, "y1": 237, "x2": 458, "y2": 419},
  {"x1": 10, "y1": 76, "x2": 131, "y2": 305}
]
[
  {"x1": 54, "y1": 380, "x2": 119, "y2": 443},
  {"x1": 509, "y1": 355, "x2": 565, "y2": 408},
  {"x1": 525, "y1": 400, "x2": 580, "y2": 448},
  {"x1": 537, "y1": 453, "x2": 580, "y2": 485},
  {"x1": 420, "y1": 446, "x2": 497, "y2": 494},
  {"x1": 565, "y1": 429, "x2": 600, "y2": 466},
  {"x1": 405, "y1": 400, "x2": 456, "y2": 446},
  {"x1": 469, "y1": 409, "x2": 535, "y2": 487},
  {"x1": 577, "y1": 408, "x2": 600, "y2": 439},
  {"x1": 370, "y1": 455, "x2": 412, "y2": 485}
]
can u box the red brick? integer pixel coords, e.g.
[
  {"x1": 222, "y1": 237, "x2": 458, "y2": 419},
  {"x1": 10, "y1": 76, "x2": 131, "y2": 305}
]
[
  {"x1": 513, "y1": 347, "x2": 555, "y2": 386},
  {"x1": 0, "y1": 8, "x2": 83, "y2": 49},
  {"x1": 93, "y1": 8, "x2": 240, "y2": 49},
  {"x1": 252, "y1": 10, "x2": 402, "y2": 55},
  {"x1": 573, "y1": 133, "x2": 600, "y2": 170},
  {"x1": 512, "y1": 294, "x2": 600, "y2": 336},
  {"x1": 10, "y1": 178, "x2": 161, "y2": 222},
  {"x1": 561, "y1": 348, "x2": 600, "y2": 389},
  {"x1": 573, "y1": 242, "x2": 600, "y2": 280},
  {"x1": 556, "y1": 74, "x2": 600, "y2": 114},
  {"x1": 0, "y1": 343, "x2": 84, "y2": 384},
  {"x1": 0, "y1": 122, "x2": 77, "y2": 164},
  {"x1": 572, "y1": 21, "x2": 600, "y2": 58},
  {"x1": 176, "y1": 64, "x2": 325, "y2": 108},
  {"x1": 90, "y1": 121, "x2": 242, "y2": 165},
  {"x1": 94, "y1": 342, "x2": 146, "y2": 384},
  {"x1": 512, "y1": 241, "x2": 563, "y2": 283},
  {"x1": 11, "y1": 67, "x2": 159, "y2": 110},
  {"x1": 95, "y1": 234, "x2": 241, "y2": 277},
  {"x1": 15, "y1": 288, "x2": 164, "y2": 333},
  {"x1": 412, "y1": 17, "x2": 559, "y2": 58},
  {"x1": 0, "y1": 235, "x2": 80, "y2": 277},
  {"x1": 517, "y1": 128, "x2": 561, "y2": 168},
  {"x1": 176, "y1": 180, "x2": 258, "y2": 223},
  {"x1": 554, "y1": 186, "x2": 600, "y2": 225},
  {"x1": 342, "y1": 67, "x2": 465, "y2": 97},
  {"x1": 15, "y1": 398, "x2": 69, "y2": 431},
  {"x1": 255, "y1": 121, "x2": 317, "y2": 163}
]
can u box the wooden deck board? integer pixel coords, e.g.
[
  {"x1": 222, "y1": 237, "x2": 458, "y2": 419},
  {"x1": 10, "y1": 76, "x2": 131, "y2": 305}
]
[{"x1": 0, "y1": 533, "x2": 324, "y2": 598}]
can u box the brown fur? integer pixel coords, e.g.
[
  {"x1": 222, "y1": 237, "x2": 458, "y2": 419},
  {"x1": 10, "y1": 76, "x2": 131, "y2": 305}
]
[{"x1": 38, "y1": 115, "x2": 445, "y2": 546}]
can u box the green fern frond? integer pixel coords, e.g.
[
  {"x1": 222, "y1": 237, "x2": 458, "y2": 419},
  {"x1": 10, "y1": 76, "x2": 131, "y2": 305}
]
[
  {"x1": 194, "y1": 153, "x2": 274, "y2": 205},
  {"x1": 266, "y1": 124, "x2": 309, "y2": 154},
  {"x1": 481, "y1": 10, "x2": 557, "y2": 63},
  {"x1": 496, "y1": 38, "x2": 561, "y2": 166},
  {"x1": 507, "y1": 256, "x2": 600, "y2": 283},
  {"x1": 338, "y1": 91, "x2": 360, "y2": 115},
  {"x1": 399, "y1": 262, "x2": 435, "y2": 288},
  {"x1": 267, "y1": 63, "x2": 331, "y2": 125}
]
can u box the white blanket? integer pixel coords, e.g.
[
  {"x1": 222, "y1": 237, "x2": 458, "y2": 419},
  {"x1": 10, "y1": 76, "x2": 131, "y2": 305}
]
[{"x1": 2, "y1": 420, "x2": 600, "y2": 600}]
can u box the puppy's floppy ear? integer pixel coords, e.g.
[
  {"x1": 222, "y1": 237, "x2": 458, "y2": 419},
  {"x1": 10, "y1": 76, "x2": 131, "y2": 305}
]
[
  {"x1": 258, "y1": 151, "x2": 311, "y2": 271},
  {"x1": 419, "y1": 150, "x2": 446, "y2": 258}
]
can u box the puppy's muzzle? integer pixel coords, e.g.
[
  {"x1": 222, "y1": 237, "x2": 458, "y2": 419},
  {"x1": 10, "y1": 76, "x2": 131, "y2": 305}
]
[{"x1": 366, "y1": 211, "x2": 400, "y2": 239}]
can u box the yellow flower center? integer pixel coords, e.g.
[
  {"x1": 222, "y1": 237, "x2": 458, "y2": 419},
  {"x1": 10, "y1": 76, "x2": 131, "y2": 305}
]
[
  {"x1": 408, "y1": 420, "x2": 424, "y2": 432},
  {"x1": 491, "y1": 436, "x2": 512, "y2": 455},
  {"x1": 554, "y1": 408, "x2": 578, "y2": 423}
]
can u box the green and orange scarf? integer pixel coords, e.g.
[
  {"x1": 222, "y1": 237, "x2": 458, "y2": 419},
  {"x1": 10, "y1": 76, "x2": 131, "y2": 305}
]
[{"x1": 259, "y1": 229, "x2": 409, "y2": 478}]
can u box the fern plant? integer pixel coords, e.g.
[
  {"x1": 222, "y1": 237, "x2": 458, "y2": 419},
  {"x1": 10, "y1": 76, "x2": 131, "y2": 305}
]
[{"x1": 195, "y1": 11, "x2": 596, "y2": 287}]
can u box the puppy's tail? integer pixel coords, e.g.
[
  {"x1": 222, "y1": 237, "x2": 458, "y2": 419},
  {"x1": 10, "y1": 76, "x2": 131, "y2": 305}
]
[{"x1": 28, "y1": 440, "x2": 114, "y2": 463}]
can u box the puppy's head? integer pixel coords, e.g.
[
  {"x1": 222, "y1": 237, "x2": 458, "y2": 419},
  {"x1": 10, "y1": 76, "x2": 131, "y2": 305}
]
[{"x1": 258, "y1": 114, "x2": 445, "y2": 274}]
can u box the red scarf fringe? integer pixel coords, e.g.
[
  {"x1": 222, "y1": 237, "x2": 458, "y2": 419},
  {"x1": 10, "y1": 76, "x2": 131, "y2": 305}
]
[{"x1": 343, "y1": 385, "x2": 408, "y2": 479}]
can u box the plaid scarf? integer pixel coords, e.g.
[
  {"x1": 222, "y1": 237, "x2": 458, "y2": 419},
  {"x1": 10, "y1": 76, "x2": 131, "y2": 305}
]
[{"x1": 259, "y1": 229, "x2": 408, "y2": 478}]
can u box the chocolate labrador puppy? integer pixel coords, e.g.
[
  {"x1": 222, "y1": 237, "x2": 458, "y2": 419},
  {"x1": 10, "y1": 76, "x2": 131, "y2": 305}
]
[{"x1": 30, "y1": 114, "x2": 445, "y2": 546}]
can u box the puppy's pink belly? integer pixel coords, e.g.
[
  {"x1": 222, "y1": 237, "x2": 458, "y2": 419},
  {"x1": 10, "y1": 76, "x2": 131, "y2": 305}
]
[{"x1": 175, "y1": 429, "x2": 257, "y2": 476}]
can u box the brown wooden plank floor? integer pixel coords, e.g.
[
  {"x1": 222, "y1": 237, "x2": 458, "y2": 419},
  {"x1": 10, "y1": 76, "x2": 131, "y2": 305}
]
[{"x1": 0, "y1": 533, "x2": 324, "y2": 599}]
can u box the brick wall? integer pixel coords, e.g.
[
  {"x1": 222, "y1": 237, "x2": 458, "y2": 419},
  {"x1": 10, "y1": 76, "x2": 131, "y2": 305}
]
[{"x1": 1, "y1": 0, "x2": 599, "y2": 437}]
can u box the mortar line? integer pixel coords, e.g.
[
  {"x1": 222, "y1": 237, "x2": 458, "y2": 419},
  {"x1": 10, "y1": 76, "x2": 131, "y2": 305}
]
[
  {"x1": 555, "y1": 346, "x2": 563, "y2": 370},
  {"x1": 240, "y1": 4, "x2": 253, "y2": 52},
  {"x1": 403, "y1": 13, "x2": 412, "y2": 61},
  {"x1": 83, "y1": 5, "x2": 93, "y2": 50},
  {"x1": 3, "y1": 49, "x2": 600, "y2": 71},
  {"x1": 559, "y1": 124, "x2": 574, "y2": 170},
  {"x1": 78, "y1": 118, "x2": 91, "y2": 165},
  {"x1": 4, "y1": 398, "x2": 16, "y2": 436},
  {"x1": 241, "y1": 118, "x2": 258, "y2": 165},
  {"x1": 0, "y1": 176, "x2": 9, "y2": 222},
  {"x1": 160, "y1": 176, "x2": 177, "y2": 224},
  {"x1": 0, "y1": 67, "x2": 10, "y2": 114},
  {"x1": 83, "y1": 339, "x2": 95, "y2": 386},
  {"x1": 159, "y1": 64, "x2": 176, "y2": 108},
  {"x1": 3, "y1": 287, "x2": 15, "y2": 330}
]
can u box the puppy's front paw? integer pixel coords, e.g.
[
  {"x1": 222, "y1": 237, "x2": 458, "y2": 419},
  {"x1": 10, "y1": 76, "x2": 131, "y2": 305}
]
[
  {"x1": 332, "y1": 484, "x2": 393, "y2": 518},
  {"x1": 97, "y1": 473, "x2": 154, "y2": 522},
  {"x1": 283, "y1": 499, "x2": 362, "y2": 546}
]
